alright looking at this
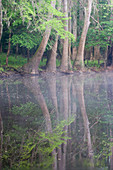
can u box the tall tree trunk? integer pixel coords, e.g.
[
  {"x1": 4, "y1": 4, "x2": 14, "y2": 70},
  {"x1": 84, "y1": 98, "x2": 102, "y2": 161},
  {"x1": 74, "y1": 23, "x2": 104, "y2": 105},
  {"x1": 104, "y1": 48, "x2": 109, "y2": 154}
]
[
  {"x1": 85, "y1": 48, "x2": 93, "y2": 64},
  {"x1": 23, "y1": 0, "x2": 56, "y2": 74},
  {"x1": 46, "y1": 35, "x2": 58, "y2": 72},
  {"x1": 6, "y1": 31, "x2": 11, "y2": 66},
  {"x1": 27, "y1": 49, "x2": 30, "y2": 62},
  {"x1": 0, "y1": 42, "x2": 2, "y2": 53},
  {"x1": 94, "y1": 46, "x2": 101, "y2": 64},
  {"x1": 72, "y1": 0, "x2": 77, "y2": 61},
  {"x1": 74, "y1": 0, "x2": 93, "y2": 70},
  {"x1": 16, "y1": 44, "x2": 18, "y2": 57},
  {"x1": 104, "y1": 46, "x2": 108, "y2": 68},
  {"x1": 60, "y1": 0, "x2": 69, "y2": 71},
  {"x1": 111, "y1": 46, "x2": 113, "y2": 66},
  {"x1": 0, "y1": 0, "x2": 2, "y2": 41},
  {"x1": 46, "y1": 0, "x2": 62, "y2": 72},
  {"x1": 107, "y1": 0, "x2": 113, "y2": 67},
  {"x1": 68, "y1": 0, "x2": 72, "y2": 69}
]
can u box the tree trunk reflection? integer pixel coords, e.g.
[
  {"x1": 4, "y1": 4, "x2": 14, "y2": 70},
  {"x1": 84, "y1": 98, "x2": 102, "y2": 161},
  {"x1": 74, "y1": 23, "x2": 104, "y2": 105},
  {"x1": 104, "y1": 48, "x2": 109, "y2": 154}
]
[
  {"x1": 0, "y1": 111, "x2": 3, "y2": 170},
  {"x1": 75, "y1": 76, "x2": 94, "y2": 163},
  {"x1": 23, "y1": 77, "x2": 58, "y2": 169},
  {"x1": 23, "y1": 77, "x2": 52, "y2": 132},
  {"x1": 47, "y1": 76, "x2": 59, "y2": 120}
]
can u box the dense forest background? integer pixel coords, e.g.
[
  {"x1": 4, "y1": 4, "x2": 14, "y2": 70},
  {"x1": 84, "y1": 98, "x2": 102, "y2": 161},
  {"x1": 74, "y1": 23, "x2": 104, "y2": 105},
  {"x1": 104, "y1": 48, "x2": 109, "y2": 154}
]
[{"x1": 0, "y1": 0, "x2": 113, "y2": 73}]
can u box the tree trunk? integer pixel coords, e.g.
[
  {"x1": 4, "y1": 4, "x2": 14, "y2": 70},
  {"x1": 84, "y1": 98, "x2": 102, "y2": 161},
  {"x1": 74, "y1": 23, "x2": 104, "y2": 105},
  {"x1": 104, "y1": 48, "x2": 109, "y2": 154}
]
[
  {"x1": 22, "y1": 0, "x2": 56, "y2": 74},
  {"x1": 46, "y1": 0, "x2": 62, "y2": 72},
  {"x1": 107, "y1": 0, "x2": 113, "y2": 67},
  {"x1": 112, "y1": 46, "x2": 113, "y2": 66},
  {"x1": 104, "y1": 46, "x2": 108, "y2": 68},
  {"x1": 74, "y1": 0, "x2": 93, "y2": 70},
  {"x1": 0, "y1": 0, "x2": 2, "y2": 41},
  {"x1": 94, "y1": 46, "x2": 101, "y2": 64},
  {"x1": 72, "y1": 0, "x2": 77, "y2": 61},
  {"x1": 85, "y1": 48, "x2": 93, "y2": 64},
  {"x1": 60, "y1": 0, "x2": 69, "y2": 71},
  {"x1": 6, "y1": 31, "x2": 11, "y2": 66},
  {"x1": 27, "y1": 48, "x2": 30, "y2": 62},
  {"x1": 68, "y1": 0, "x2": 72, "y2": 69},
  {"x1": 0, "y1": 42, "x2": 2, "y2": 53},
  {"x1": 16, "y1": 44, "x2": 18, "y2": 57},
  {"x1": 46, "y1": 36, "x2": 58, "y2": 72}
]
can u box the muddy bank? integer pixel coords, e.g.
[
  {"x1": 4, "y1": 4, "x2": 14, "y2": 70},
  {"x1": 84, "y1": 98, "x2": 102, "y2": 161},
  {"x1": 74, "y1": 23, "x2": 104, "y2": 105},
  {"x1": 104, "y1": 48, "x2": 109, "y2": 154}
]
[{"x1": 0, "y1": 66, "x2": 113, "y2": 79}]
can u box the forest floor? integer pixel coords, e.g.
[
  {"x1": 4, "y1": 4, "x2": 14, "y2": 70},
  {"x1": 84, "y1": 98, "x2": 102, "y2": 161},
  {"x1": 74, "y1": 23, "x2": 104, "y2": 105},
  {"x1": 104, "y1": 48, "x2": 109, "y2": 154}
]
[{"x1": 0, "y1": 53, "x2": 113, "y2": 77}]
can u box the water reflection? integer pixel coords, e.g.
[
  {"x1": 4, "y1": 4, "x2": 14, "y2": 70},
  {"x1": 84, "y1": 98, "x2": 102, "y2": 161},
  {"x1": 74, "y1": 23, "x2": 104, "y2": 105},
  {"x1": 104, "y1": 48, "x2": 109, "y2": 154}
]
[{"x1": 0, "y1": 72, "x2": 113, "y2": 169}]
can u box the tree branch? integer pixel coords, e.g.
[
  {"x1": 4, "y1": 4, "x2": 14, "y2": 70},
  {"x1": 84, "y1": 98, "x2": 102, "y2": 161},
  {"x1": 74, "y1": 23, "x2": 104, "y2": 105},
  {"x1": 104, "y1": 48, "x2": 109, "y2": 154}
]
[{"x1": 79, "y1": 0, "x2": 103, "y2": 30}]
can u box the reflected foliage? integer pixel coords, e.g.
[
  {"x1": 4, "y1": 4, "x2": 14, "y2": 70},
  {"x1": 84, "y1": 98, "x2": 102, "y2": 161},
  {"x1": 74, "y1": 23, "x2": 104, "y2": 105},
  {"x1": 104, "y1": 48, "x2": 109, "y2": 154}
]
[
  {"x1": 0, "y1": 73, "x2": 113, "y2": 170},
  {"x1": 2, "y1": 102, "x2": 74, "y2": 169}
]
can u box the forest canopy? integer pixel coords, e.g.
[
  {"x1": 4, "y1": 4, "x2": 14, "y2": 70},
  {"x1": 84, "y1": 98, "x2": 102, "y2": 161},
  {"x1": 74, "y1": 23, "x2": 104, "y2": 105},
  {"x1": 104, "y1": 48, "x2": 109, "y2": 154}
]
[{"x1": 0, "y1": 0, "x2": 113, "y2": 73}]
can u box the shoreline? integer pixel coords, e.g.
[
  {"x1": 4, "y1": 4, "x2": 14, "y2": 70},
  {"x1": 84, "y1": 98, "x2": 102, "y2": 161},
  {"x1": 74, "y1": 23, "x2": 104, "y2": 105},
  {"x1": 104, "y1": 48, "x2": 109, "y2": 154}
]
[{"x1": 0, "y1": 66, "x2": 113, "y2": 79}]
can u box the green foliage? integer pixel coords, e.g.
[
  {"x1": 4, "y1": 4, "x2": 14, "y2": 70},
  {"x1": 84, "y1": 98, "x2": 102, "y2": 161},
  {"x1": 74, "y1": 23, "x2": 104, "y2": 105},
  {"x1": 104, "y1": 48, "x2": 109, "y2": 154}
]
[
  {"x1": 94, "y1": 133, "x2": 113, "y2": 167},
  {"x1": 39, "y1": 58, "x2": 47, "y2": 68},
  {"x1": 39, "y1": 58, "x2": 61, "y2": 69},
  {"x1": 56, "y1": 59, "x2": 60, "y2": 67},
  {"x1": 0, "y1": 67, "x2": 5, "y2": 73},
  {"x1": 11, "y1": 102, "x2": 44, "y2": 127},
  {"x1": 85, "y1": 60, "x2": 104, "y2": 68},
  {"x1": 86, "y1": 2, "x2": 113, "y2": 49},
  {"x1": 11, "y1": 32, "x2": 42, "y2": 50},
  {"x1": 2, "y1": 112, "x2": 74, "y2": 169},
  {"x1": 0, "y1": 53, "x2": 27, "y2": 67},
  {"x1": 12, "y1": 102, "x2": 40, "y2": 116},
  {"x1": 17, "y1": 117, "x2": 74, "y2": 169},
  {"x1": 0, "y1": 80, "x2": 3, "y2": 84}
]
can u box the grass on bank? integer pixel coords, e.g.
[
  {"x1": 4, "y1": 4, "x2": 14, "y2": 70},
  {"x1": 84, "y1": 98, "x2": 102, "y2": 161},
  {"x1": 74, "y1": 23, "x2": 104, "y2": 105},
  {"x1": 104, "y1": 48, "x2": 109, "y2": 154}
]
[
  {"x1": 0, "y1": 52, "x2": 104, "y2": 72},
  {"x1": 84, "y1": 60, "x2": 104, "y2": 68},
  {"x1": 0, "y1": 53, "x2": 27, "y2": 68}
]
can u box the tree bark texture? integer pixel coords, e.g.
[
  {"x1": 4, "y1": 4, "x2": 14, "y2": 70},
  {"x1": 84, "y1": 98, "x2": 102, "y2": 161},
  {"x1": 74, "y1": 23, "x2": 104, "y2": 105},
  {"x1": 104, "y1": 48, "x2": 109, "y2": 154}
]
[
  {"x1": 60, "y1": 0, "x2": 69, "y2": 71},
  {"x1": 74, "y1": 0, "x2": 93, "y2": 69},
  {"x1": 94, "y1": 46, "x2": 101, "y2": 61},
  {"x1": 6, "y1": 31, "x2": 11, "y2": 66},
  {"x1": 68, "y1": 0, "x2": 72, "y2": 69},
  {"x1": 72, "y1": 0, "x2": 77, "y2": 61},
  {"x1": 0, "y1": 0, "x2": 2, "y2": 41},
  {"x1": 46, "y1": 35, "x2": 58, "y2": 72},
  {"x1": 46, "y1": 0, "x2": 62, "y2": 72},
  {"x1": 23, "y1": 0, "x2": 56, "y2": 74}
]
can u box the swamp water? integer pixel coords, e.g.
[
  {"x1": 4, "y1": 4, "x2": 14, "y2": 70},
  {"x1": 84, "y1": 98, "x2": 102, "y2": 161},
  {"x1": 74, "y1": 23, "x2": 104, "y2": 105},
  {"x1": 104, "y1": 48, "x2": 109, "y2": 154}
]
[{"x1": 0, "y1": 72, "x2": 113, "y2": 170}]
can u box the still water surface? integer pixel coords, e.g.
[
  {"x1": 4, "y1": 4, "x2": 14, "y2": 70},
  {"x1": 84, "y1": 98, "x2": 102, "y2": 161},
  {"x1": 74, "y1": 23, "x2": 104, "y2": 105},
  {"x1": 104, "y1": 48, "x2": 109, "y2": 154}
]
[{"x1": 0, "y1": 72, "x2": 113, "y2": 170}]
